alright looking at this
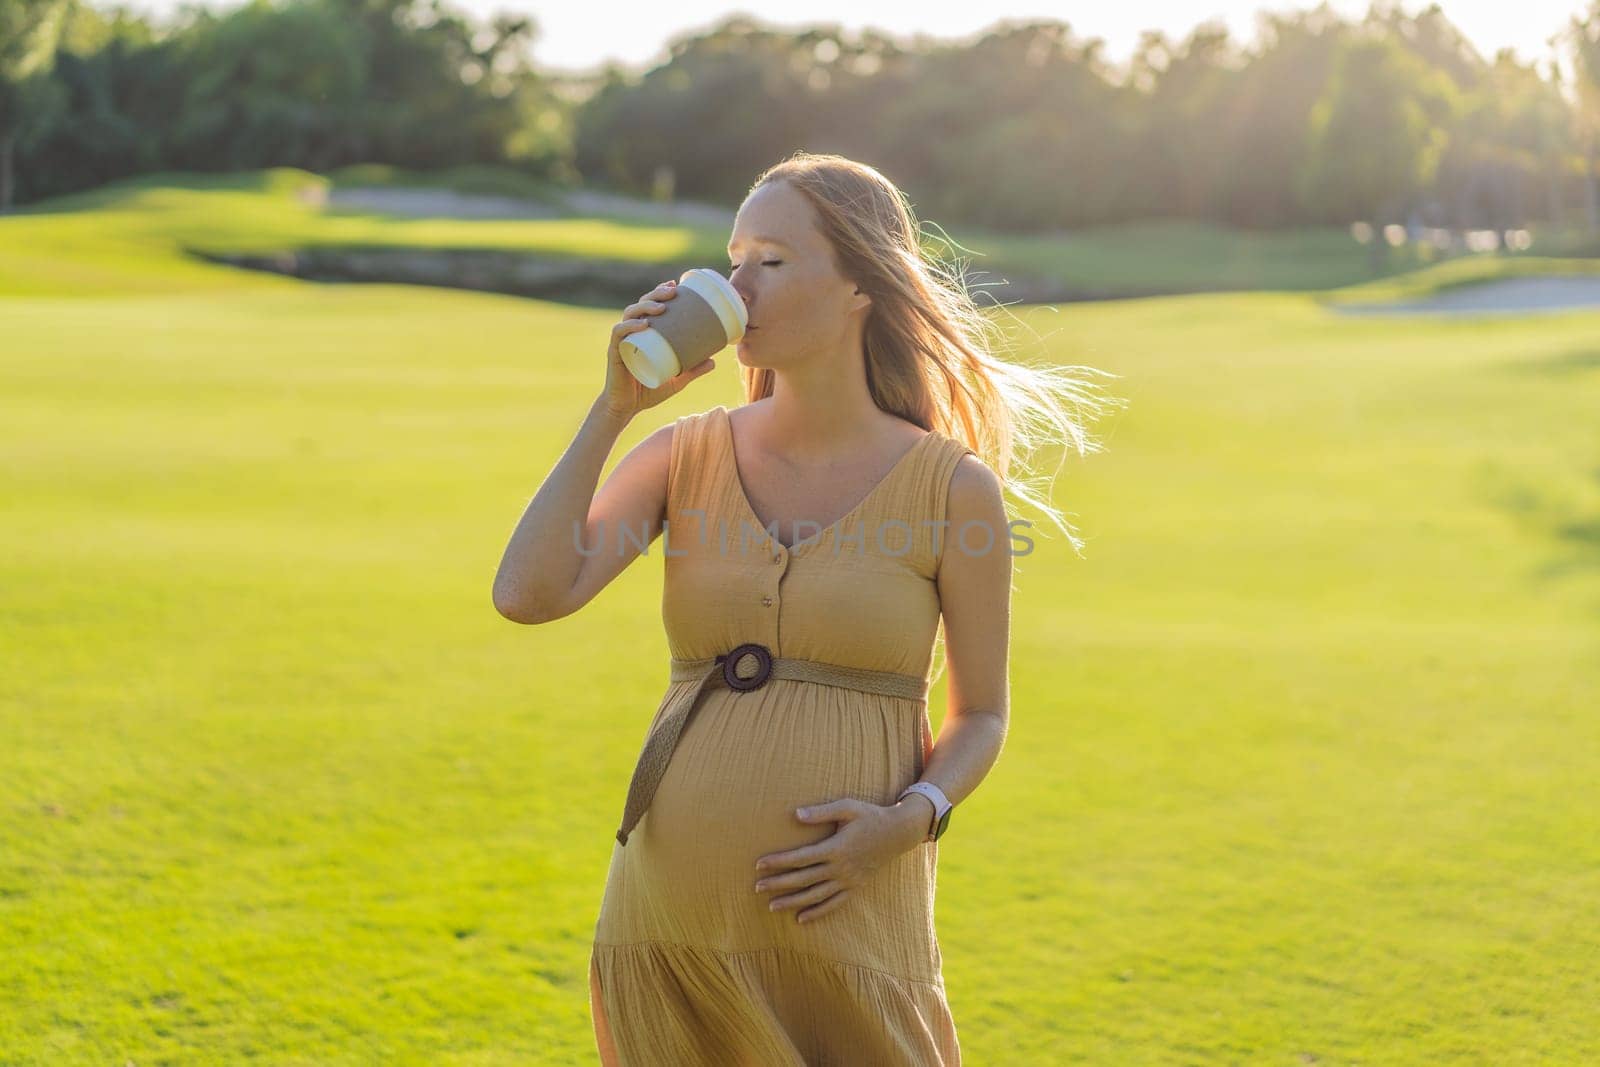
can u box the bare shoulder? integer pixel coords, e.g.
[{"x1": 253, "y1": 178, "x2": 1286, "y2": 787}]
[
  {"x1": 726, "y1": 398, "x2": 769, "y2": 431},
  {"x1": 628, "y1": 406, "x2": 717, "y2": 467},
  {"x1": 940, "y1": 452, "x2": 1007, "y2": 564},
  {"x1": 615, "y1": 420, "x2": 676, "y2": 485},
  {"x1": 637, "y1": 418, "x2": 677, "y2": 457},
  {"x1": 947, "y1": 451, "x2": 1004, "y2": 507},
  {"x1": 632, "y1": 405, "x2": 728, "y2": 484},
  {"x1": 600, "y1": 419, "x2": 678, "y2": 521}
]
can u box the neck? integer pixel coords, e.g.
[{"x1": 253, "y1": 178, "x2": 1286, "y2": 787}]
[{"x1": 762, "y1": 332, "x2": 886, "y2": 463}]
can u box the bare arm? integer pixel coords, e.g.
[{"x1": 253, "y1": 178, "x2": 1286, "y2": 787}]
[
  {"x1": 492, "y1": 397, "x2": 672, "y2": 624},
  {"x1": 903, "y1": 455, "x2": 1012, "y2": 826},
  {"x1": 492, "y1": 277, "x2": 716, "y2": 624}
]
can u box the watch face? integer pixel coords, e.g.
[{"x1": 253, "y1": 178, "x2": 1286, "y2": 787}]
[{"x1": 933, "y1": 808, "x2": 951, "y2": 840}]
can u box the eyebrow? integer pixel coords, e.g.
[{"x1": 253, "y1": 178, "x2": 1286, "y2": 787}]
[{"x1": 726, "y1": 235, "x2": 793, "y2": 253}]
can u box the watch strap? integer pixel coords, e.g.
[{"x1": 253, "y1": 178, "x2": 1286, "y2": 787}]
[{"x1": 897, "y1": 781, "x2": 951, "y2": 841}]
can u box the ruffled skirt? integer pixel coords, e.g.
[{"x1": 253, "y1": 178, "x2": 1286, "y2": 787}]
[{"x1": 589, "y1": 678, "x2": 959, "y2": 1065}]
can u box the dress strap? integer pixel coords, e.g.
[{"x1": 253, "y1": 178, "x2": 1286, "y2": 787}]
[
  {"x1": 929, "y1": 434, "x2": 978, "y2": 528},
  {"x1": 666, "y1": 406, "x2": 728, "y2": 517}
]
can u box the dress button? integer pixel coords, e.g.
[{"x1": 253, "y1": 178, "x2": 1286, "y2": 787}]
[{"x1": 761, "y1": 595, "x2": 774, "y2": 607}]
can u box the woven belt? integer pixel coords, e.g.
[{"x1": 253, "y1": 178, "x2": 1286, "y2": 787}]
[{"x1": 613, "y1": 642, "x2": 930, "y2": 847}]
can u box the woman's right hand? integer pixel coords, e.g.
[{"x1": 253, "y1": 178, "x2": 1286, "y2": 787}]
[{"x1": 600, "y1": 279, "x2": 718, "y2": 423}]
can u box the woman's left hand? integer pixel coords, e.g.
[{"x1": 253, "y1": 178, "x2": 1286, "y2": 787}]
[{"x1": 753, "y1": 798, "x2": 929, "y2": 924}]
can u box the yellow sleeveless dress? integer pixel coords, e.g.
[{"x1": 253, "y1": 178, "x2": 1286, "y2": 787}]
[{"x1": 590, "y1": 403, "x2": 974, "y2": 1065}]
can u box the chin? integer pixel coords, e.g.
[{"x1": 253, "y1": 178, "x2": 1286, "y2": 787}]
[{"x1": 735, "y1": 344, "x2": 771, "y2": 368}]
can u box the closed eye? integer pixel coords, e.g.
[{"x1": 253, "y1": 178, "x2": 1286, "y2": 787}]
[{"x1": 730, "y1": 261, "x2": 782, "y2": 270}]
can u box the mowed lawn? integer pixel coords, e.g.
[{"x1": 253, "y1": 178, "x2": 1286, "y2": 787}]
[
  {"x1": 0, "y1": 167, "x2": 1457, "y2": 298},
  {"x1": 2, "y1": 178, "x2": 1599, "y2": 1065}
]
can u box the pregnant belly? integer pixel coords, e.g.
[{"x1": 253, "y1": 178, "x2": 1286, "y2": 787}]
[
  {"x1": 634, "y1": 681, "x2": 920, "y2": 903},
  {"x1": 595, "y1": 681, "x2": 939, "y2": 971}
]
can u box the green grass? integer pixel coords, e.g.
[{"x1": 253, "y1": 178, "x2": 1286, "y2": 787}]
[
  {"x1": 937, "y1": 216, "x2": 1437, "y2": 295},
  {"x1": 323, "y1": 162, "x2": 574, "y2": 206},
  {"x1": 5, "y1": 166, "x2": 1549, "y2": 299},
  {"x1": 0, "y1": 169, "x2": 708, "y2": 298},
  {"x1": 2, "y1": 175, "x2": 1599, "y2": 1063}
]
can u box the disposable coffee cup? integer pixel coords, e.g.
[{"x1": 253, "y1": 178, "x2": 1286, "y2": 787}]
[{"x1": 619, "y1": 268, "x2": 748, "y2": 388}]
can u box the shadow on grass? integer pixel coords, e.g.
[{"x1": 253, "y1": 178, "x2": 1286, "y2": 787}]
[
  {"x1": 185, "y1": 246, "x2": 692, "y2": 309},
  {"x1": 1513, "y1": 346, "x2": 1600, "y2": 377},
  {"x1": 1481, "y1": 461, "x2": 1600, "y2": 599},
  {"x1": 1478, "y1": 342, "x2": 1600, "y2": 598}
]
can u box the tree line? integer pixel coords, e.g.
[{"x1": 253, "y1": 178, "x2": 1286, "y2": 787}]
[{"x1": 5, "y1": 0, "x2": 1600, "y2": 238}]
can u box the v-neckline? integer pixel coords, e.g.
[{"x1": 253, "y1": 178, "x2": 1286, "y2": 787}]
[{"x1": 719, "y1": 404, "x2": 936, "y2": 554}]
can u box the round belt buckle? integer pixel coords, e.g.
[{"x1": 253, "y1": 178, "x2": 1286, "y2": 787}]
[{"x1": 719, "y1": 642, "x2": 773, "y2": 692}]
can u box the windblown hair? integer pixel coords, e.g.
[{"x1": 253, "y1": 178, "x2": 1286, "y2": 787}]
[{"x1": 739, "y1": 151, "x2": 1124, "y2": 556}]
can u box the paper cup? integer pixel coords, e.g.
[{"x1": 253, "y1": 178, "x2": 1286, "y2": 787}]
[{"x1": 619, "y1": 268, "x2": 749, "y2": 388}]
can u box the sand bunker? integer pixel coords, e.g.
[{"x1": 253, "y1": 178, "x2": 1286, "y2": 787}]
[{"x1": 1331, "y1": 275, "x2": 1600, "y2": 316}]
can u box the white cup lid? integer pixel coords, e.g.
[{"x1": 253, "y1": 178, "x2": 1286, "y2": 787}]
[
  {"x1": 619, "y1": 328, "x2": 678, "y2": 389},
  {"x1": 679, "y1": 268, "x2": 748, "y2": 340}
]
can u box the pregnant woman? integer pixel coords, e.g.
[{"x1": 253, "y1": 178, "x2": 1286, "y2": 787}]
[{"x1": 493, "y1": 151, "x2": 1114, "y2": 1065}]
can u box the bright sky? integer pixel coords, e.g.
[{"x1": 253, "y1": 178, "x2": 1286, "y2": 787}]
[{"x1": 127, "y1": 0, "x2": 1590, "y2": 74}]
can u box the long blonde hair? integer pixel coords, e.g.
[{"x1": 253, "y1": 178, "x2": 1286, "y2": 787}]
[{"x1": 739, "y1": 151, "x2": 1124, "y2": 556}]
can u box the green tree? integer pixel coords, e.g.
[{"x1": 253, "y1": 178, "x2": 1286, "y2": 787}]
[
  {"x1": 0, "y1": 0, "x2": 68, "y2": 210},
  {"x1": 1214, "y1": 9, "x2": 1351, "y2": 228},
  {"x1": 872, "y1": 20, "x2": 1128, "y2": 229},
  {"x1": 1124, "y1": 21, "x2": 1242, "y2": 222},
  {"x1": 17, "y1": 4, "x2": 176, "y2": 199},
  {"x1": 574, "y1": 15, "x2": 833, "y2": 205},
  {"x1": 1436, "y1": 50, "x2": 1575, "y2": 240},
  {"x1": 1299, "y1": 32, "x2": 1459, "y2": 268},
  {"x1": 1563, "y1": 0, "x2": 1600, "y2": 231}
]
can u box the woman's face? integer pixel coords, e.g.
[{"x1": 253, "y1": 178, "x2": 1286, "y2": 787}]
[{"x1": 726, "y1": 180, "x2": 869, "y2": 370}]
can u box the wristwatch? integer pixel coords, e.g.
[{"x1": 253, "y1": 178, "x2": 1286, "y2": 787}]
[{"x1": 896, "y1": 781, "x2": 953, "y2": 842}]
